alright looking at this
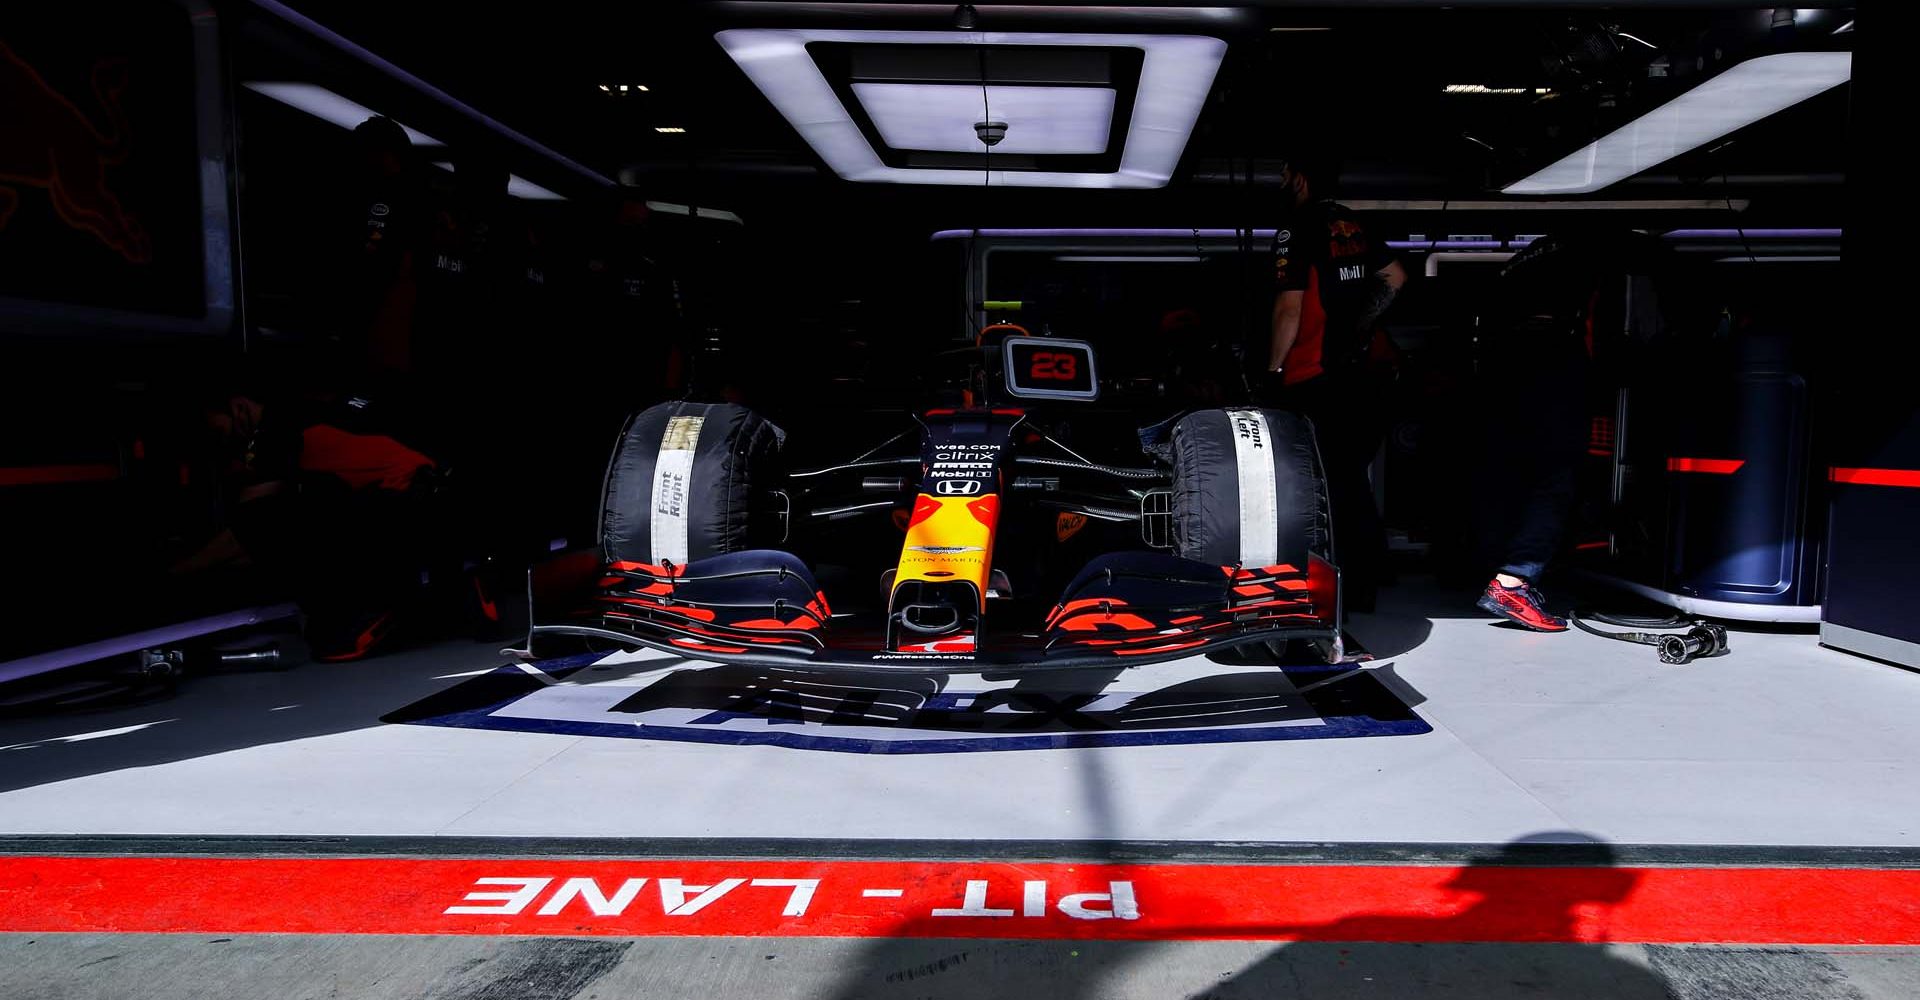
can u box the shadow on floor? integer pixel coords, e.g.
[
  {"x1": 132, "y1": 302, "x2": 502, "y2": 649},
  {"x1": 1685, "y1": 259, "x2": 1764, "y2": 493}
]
[
  {"x1": 814, "y1": 834, "x2": 1678, "y2": 1000},
  {"x1": 1345, "y1": 610, "x2": 1436, "y2": 659},
  {"x1": 0, "y1": 634, "x2": 519, "y2": 795}
]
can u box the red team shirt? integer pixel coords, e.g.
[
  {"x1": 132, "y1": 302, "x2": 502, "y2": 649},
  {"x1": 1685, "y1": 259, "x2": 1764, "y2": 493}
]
[{"x1": 1271, "y1": 199, "x2": 1397, "y2": 385}]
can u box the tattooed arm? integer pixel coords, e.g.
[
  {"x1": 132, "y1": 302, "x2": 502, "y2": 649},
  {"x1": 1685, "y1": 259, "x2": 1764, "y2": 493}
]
[{"x1": 1354, "y1": 258, "x2": 1408, "y2": 334}]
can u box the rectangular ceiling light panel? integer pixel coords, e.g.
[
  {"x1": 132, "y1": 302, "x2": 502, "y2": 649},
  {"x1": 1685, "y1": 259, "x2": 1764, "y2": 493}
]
[
  {"x1": 851, "y1": 83, "x2": 1116, "y2": 155},
  {"x1": 715, "y1": 29, "x2": 1225, "y2": 188},
  {"x1": 506, "y1": 176, "x2": 565, "y2": 200},
  {"x1": 244, "y1": 81, "x2": 443, "y2": 147},
  {"x1": 1504, "y1": 51, "x2": 1851, "y2": 195}
]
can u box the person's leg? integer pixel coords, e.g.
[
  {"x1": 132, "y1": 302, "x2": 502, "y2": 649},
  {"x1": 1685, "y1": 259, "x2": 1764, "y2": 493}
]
[
  {"x1": 1498, "y1": 346, "x2": 1589, "y2": 582},
  {"x1": 1497, "y1": 461, "x2": 1577, "y2": 583},
  {"x1": 1265, "y1": 375, "x2": 1385, "y2": 610},
  {"x1": 1299, "y1": 378, "x2": 1386, "y2": 613},
  {"x1": 1470, "y1": 436, "x2": 1524, "y2": 583},
  {"x1": 226, "y1": 493, "x2": 301, "y2": 599},
  {"x1": 302, "y1": 487, "x2": 428, "y2": 661},
  {"x1": 1313, "y1": 374, "x2": 1390, "y2": 606},
  {"x1": 1477, "y1": 453, "x2": 1574, "y2": 631},
  {"x1": 1329, "y1": 449, "x2": 1385, "y2": 611},
  {"x1": 1477, "y1": 346, "x2": 1587, "y2": 631}
]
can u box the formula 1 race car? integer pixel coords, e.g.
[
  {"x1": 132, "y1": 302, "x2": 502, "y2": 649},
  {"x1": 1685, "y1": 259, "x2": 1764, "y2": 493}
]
[{"x1": 518, "y1": 332, "x2": 1357, "y2": 670}]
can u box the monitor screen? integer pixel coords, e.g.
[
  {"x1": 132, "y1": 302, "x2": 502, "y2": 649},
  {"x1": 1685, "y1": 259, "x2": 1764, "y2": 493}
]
[{"x1": 1004, "y1": 337, "x2": 1098, "y2": 400}]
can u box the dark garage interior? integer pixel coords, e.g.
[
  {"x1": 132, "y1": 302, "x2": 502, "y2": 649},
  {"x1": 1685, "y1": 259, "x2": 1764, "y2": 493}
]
[{"x1": 1, "y1": 3, "x2": 1914, "y2": 998}]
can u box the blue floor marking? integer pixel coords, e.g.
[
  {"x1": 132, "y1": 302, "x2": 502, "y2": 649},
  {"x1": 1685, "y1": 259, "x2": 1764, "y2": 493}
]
[{"x1": 387, "y1": 657, "x2": 1432, "y2": 754}]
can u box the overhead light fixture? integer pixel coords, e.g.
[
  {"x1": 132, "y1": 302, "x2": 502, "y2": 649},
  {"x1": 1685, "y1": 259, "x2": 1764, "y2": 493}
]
[
  {"x1": 1713, "y1": 255, "x2": 1841, "y2": 263},
  {"x1": 1664, "y1": 228, "x2": 1840, "y2": 239},
  {"x1": 507, "y1": 176, "x2": 564, "y2": 200},
  {"x1": 935, "y1": 228, "x2": 1276, "y2": 240},
  {"x1": 1053, "y1": 255, "x2": 1205, "y2": 263},
  {"x1": 1833, "y1": 20, "x2": 1853, "y2": 34},
  {"x1": 852, "y1": 83, "x2": 1116, "y2": 155},
  {"x1": 243, "y1": 81, "x2": 442, "y2": 146},
  {"x1": 644, "y1": 201, "x2": 746, "y2": 225},
  {"x1": 1504, "y1": 51, "x2": 1851, "y2": 195},
  {"x1": 600, "y1": 84, "x2": 611, "y2": 92},
  {"x1": 1385, "y1": 239, "x2": 1513, "y2": 250},
  {"x1": 1444, "y1": 84, "x2": 1539, "y2": 95},
  {"x1": 654, "y1": 126, "x2": 688, "y2": 133},
  {"x1": 1346, "y1": 198, "x2": 1749, "y2": 211},
  {"x1": 714, "y1": 28, "x2": 1226, "y2": 188}
]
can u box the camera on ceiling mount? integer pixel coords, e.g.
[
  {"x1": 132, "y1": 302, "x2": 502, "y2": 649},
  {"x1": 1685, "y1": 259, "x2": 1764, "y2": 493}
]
[{"x1": 974, "y1": 120, "x2": 1007, "y2": 147}]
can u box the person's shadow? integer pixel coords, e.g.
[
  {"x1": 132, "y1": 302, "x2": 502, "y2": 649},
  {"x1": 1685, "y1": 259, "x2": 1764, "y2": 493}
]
[
  {"x1": 815, "y1": 834, "x2": 1675, "y2": 1000},
  {"x1": 1189, "y1": 834, "x2": 1673, "y2": 999}
]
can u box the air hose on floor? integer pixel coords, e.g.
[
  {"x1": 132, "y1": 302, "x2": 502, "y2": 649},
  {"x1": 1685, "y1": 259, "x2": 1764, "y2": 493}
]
[{"x1": 1570, "y1": 612, "x2": 1731, "y2": 665}]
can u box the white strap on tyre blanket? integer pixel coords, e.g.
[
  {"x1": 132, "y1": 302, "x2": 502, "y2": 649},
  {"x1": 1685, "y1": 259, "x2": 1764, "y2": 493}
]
[
  {"x1": 650, "y1": 414, "x2": 705, "y2": 565},
  {"x1": 1225, "y1": 409, "x2": 1279, "y2": 567}
]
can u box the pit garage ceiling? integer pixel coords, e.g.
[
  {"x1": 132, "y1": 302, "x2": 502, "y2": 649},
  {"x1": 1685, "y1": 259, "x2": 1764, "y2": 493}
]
[
  {"x1": 714, "y1": 28, "x2": 1226, "y2": 188},
  {"x1": 262, "y1": 2, "x2": 1853, "y2": 205}
]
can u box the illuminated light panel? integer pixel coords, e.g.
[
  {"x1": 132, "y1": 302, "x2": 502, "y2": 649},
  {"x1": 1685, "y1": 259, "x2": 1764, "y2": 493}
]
[
  {"x1": 851, "y1": 83, "x2": 1116, "y2": 155},
  {"x1": 1444, "y1": 84, "x2": 1545, "y2": 95},
  {"x1": 243, "y1": 82, "x2": 442, "y2": 147},
  {"x1": 1665, "y1": 228, "x2": 1841, "y2": 239},
  {"x1": 644, "y1": 201, "x2": 746, "y2": 225},
  {"x1": 714, "y1": 28, "x2": 1226, "y2": 189},
  {"x1": 1505, "y1": 51, "x2": 1852, "y2": 195},
  {"x1": 933, "y1": 228, "x2": 1276, "y2": 240},
  {"x1": 506, "y1": 176, "x2": 564, "y2": 200},
  {"x1": 655, "y1": 126, "x2": 688, "y2": 133},
  {"x1": 1054, "y1": 255, "x2": 1204, "y2": 262}
]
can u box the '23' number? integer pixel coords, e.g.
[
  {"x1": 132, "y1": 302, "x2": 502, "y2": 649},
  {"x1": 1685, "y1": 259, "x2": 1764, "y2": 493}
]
[{"x1": 1029, "y1": 352, "x2": 1078, "y2": 381}]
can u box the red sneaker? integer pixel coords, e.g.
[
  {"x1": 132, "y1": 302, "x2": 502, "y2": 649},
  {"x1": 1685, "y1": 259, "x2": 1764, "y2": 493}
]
[
  {"x1": 309, "y1": 610, "x2": 398, "y2": 662},
  {"x1": 1477, "y1": 579, "x2": 1569, "y2": 632}
]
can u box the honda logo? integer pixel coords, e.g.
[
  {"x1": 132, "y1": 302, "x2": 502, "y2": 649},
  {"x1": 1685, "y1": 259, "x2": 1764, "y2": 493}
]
[{"x1": 934, "y1": 479, "x2": 984, "y2": 496}]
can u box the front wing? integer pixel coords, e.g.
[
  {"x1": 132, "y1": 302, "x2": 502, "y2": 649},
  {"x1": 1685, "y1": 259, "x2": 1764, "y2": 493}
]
[{"x1": 521, "y1": 549, "x2": 1352, "y2": 671}]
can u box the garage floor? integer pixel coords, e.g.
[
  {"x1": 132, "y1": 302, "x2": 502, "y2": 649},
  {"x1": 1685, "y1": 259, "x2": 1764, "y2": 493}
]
[
  {"x1": 2, "y1": 579, "x2": 1916, "y2": 846},
  {"x1": 3, "y1": 578, "x2": 1917, "y2": 999}
]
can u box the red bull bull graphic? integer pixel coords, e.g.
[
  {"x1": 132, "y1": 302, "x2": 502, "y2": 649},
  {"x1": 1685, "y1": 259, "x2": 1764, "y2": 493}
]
[{"x1": 0, "y1": 39, "x2": 150, "y2": 264}]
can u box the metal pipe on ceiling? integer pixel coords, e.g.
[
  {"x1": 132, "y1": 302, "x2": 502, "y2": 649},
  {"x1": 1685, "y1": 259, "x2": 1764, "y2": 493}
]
[{"x1": 243, "y1": 0, "x2": 615, "y2": 193}]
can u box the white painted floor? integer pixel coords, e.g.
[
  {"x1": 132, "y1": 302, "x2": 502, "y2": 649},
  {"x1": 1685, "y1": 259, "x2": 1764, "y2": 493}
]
[{"x1": 2, "y1": 582, "x2": 1917, "y2": 847}]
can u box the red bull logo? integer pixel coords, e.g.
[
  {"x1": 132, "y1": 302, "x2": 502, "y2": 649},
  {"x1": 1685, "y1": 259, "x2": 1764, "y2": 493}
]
[
  {"x1": 0, "y1": 40, "x2": 150, "y2": 263},
  {"x1": 1328, "y1": 218, "x2": 1368, "y2": 257}
]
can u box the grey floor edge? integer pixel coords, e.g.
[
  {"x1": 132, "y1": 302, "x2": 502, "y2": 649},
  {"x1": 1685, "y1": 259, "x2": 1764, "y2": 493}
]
[
  {"x1": 1, "y1": 935, "x2": 1915, "y2": 1000},
  {"x1": 5, "y1": 834, "x2": 1920, "y2": 867}
]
